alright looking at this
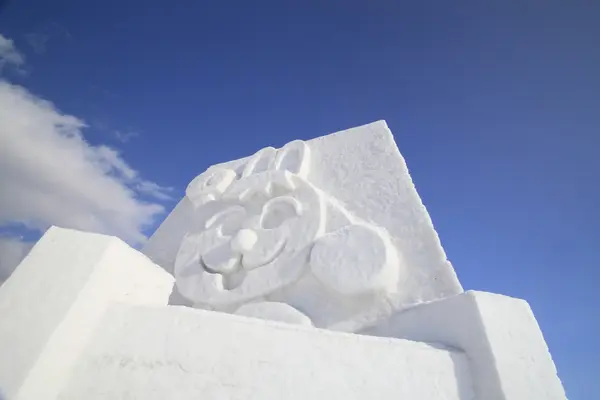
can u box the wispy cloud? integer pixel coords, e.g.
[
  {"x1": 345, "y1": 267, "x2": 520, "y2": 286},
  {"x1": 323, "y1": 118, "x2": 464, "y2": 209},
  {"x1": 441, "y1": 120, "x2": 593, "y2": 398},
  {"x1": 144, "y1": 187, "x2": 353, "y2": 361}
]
[
  {"x1": 0, "y1": 33, "x2": 174, "y2": 283},
  {"x1": 24, "y1": 32, "x2": 49, "y2": 55},
  {"x1": 113, "y1": 130, "x2": 139, "y2": 143},
  {"x1": 0, "y1": 34, "x2": 26, "y2": 74},
  {"x1": 0, "y1": 79, "x2": 173, "y2": 281},
  {"x1": 135, "y1": 181, "x2": 175, "y2": 201},
  {"x1": 24, "y1": 22, "x2": 72, "y2": 55},
  {"x1": 0, "y1": 236, "x2": 34, "y2": 283}
]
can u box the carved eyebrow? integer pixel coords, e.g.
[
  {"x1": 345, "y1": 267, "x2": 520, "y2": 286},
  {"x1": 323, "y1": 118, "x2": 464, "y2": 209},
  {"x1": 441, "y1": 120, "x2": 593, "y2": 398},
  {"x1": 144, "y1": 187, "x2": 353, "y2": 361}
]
[{"x1": 205, "y1": 206, "x2": 246, "y2": 229}]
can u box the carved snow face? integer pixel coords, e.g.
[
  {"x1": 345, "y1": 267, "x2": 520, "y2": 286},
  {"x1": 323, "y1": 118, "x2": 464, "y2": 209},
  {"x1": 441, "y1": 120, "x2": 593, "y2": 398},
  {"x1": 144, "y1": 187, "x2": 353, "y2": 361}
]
[
  {"x1": 174, "y1": 139, "x2": 405, "y2": 329},
  {"x1": 175, "y1": 142, "x2": 325, "y2": 307}
]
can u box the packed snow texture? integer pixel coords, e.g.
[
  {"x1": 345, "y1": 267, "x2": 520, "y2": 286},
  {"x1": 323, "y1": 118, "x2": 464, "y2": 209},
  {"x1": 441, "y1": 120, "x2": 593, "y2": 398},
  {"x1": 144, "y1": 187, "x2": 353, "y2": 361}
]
[
  {"x1": 143, "y1": 120, "x2": 463, "y2": 330},
  {"x1": 234, "y1": 301, "x2": 313, "y2": 326},
  {"x1": 58, "y1": 304, "x2": 473, "y2": 400},
  {"x1": 361, "y1": 291, "x2": 567, "y2": 400},
  {"x1": 0, "y1": 228, "x2": 566, "y2": 399},
  {"x1": 0, "y1": 227, "x2": 174, "y2": 400}
]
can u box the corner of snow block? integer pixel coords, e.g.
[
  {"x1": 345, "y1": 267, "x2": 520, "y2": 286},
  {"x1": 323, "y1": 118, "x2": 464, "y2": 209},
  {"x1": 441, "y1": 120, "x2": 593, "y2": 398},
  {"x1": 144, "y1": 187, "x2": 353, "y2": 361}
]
[
  {"x1": 464, "y1": 291, "x2": 567, "y2": 400},
  {"x1": 0, "y1": 226, "x2": 174, "y2": 400},
  {"x1": 360, "y1": 291, "x2": 566, "y2": 400}
]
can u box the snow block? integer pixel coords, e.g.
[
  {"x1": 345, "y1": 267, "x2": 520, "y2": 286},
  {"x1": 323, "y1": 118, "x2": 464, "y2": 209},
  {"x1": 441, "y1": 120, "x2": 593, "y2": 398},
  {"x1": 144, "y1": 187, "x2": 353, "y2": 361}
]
[
  {"x1": 0, "y1": 227, "x2": 566, "y2": 399},
  {"x1": 361, "y1": 291, "x2": 567, "y2": 400},
  {"x1": 0, "y1": 227, "x2": 174, "y2": 400},
  {"x1": 57, "y1": 304, "x2": 474, "y2": 399},
  {"x1": 143, "y1": 120, "x2": 463, "y2": 330}
]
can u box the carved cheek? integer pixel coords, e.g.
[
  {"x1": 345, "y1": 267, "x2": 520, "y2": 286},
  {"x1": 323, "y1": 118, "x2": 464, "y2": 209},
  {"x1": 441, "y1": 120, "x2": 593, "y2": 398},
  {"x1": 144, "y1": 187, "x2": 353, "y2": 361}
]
[
  {"x1": 309, "y1": 224, "x2": 402, "y2": 296},
  {"x1": 174, "y1": 207, "x2": 245, "y2": 300},
  {"x1": 175, "y1": 229, "x2": 225, "y2": 278},
  {"x1": 173, "y1": 231, "x2": 226, "y2": 301}
]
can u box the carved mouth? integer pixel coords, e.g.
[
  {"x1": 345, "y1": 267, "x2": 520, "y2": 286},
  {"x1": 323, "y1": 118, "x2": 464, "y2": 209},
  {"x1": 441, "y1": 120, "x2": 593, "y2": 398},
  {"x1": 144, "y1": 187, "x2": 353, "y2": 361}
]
[
  {"x1": 240, "y1": 237, "x2": 287, "y2": 271},
  {"x1": 199, "y1": 237, "x2": 287, "y2": 290},
  {"x1": 202, "y1": 259, "x2": 236, "y2": 275},
  {"x1": 201, "y1": 252, "x2": 240, "y2": 275}
]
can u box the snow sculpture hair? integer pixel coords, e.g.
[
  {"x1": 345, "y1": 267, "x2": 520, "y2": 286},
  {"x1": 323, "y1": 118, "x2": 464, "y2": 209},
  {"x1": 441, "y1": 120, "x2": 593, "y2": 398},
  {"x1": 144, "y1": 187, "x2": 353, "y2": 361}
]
[{"x1": 174, "y1": 140, "x2": 406, "y2": 329}]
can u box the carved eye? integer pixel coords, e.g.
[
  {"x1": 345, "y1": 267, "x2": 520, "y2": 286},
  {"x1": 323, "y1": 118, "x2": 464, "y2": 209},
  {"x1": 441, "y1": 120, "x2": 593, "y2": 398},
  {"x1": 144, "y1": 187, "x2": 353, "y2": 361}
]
[
  {"x1": 260, "y1": 196, "x2": 302, "y2": 230},
  {"x1": 242, "y1": 147, "x2": 276, "y2": 178},
  {"x1": 206, "y1": 206, "x2": 246, "y2": 237},
  {"x1": 273, "y1": 140, "x2": 310, "y2": 177}
]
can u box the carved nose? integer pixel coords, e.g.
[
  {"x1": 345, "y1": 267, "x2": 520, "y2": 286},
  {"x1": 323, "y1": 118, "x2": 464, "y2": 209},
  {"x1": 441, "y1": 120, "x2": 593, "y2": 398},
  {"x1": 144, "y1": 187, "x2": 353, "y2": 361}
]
[{"x1": 230, "y1": 229, "x2": 258, "y2": 253}]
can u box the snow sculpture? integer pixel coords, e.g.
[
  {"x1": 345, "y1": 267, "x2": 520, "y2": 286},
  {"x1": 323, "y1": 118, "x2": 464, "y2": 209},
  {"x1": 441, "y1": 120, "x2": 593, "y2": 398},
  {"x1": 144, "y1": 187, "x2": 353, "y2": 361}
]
[
  {"x1": 145, "y1": 120, "x2": 464, "y2": 330},
  {"x1": 175, "y1": 139, "x2": 403, "y2": 328},
  {"x1": 176, "y1": 141, "x2": 323, "y2": 304},
  {"x1": 0, "y1": 121, "x2": 567, "y2": 399}
]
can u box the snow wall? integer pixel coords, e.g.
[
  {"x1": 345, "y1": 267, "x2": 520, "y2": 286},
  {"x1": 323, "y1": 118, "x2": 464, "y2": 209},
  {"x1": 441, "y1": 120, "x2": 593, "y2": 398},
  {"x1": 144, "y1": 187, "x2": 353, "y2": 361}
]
[{"x1": 0, "y1": 227, "x2": 565, "y2": 399}]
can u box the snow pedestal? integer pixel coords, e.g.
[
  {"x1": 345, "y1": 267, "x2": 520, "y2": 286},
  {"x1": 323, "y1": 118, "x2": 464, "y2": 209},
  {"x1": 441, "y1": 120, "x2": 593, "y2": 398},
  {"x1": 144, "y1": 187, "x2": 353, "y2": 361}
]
[
  {"x1": 0, "y1": 121, "x2": 566, "y2": 399},
  {"x1": 0, "y1": 227, "x2": 174, "y2": 400},
  {"x1": 361, "y1": 291, "x2": 566, "y2": 399},
  {"x1": 58, "y1": 304, "x2": 475, "y2": 399}
]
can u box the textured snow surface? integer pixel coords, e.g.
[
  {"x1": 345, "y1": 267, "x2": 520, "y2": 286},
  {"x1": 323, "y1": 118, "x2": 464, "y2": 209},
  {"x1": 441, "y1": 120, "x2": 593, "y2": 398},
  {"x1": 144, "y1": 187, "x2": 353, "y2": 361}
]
[
  {"x1": 0, "y1": 227, "x2": 174, "y2": 400},
  {"x1": 234, "y1": 301, "x2": 313, "y2": 326},
  {"x1": 0, "y1": 227, "x2": 567, "y2": 399},
  {"x1": 143, "y1": 120, "x2": 463, "y2": 330},
  {"x1": 361, "y1": 291, "x2": 567, "y2": 400},
  {"x1": 58, "y1": 304, "x2": 473, "y2": 400},
  {"x1": 0, "y1": 120, "x2": 568, "y2": 399}
]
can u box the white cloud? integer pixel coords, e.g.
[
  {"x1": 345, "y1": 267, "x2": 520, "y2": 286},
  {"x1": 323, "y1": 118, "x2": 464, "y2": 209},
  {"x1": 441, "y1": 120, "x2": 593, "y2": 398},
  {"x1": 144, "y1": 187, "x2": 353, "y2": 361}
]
[
  {"x1": 0, "y1": 34, "x2": 26, "y2": 73},
  {"x1": 135, "y1": 181, "x2": 174, "y2": 201},
  {"x1": 0, "y1": 236, "x2": 34, "y2": 283},
  {"x1": 0, "y1": 80, "x2": 171, "y2": 247}
]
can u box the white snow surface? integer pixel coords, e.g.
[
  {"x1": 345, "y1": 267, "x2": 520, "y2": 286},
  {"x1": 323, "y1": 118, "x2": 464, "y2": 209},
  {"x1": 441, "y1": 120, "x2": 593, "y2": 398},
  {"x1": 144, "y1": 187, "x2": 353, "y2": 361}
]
[
  {"x1": 309, "y1": 223, "x2": 400, "y2": 296},
  {"x1": 143, "y1": 120, "x2": 463, "y2": 330},
  {"x1": 0, "y1": 227, "x2": 174, "y2": 400},
  {"x1": 234, "y1": 301, "x2": 313, "y2": 326},
  {"x1": 361, "y1": 291, "x2": 567, "y2": 400},
  {"x1": 57, "y1": 304, "x2": 473, "y2": 400},
  {"x1": 0, "y1": 228, "x2": 566, "y2": 399}
]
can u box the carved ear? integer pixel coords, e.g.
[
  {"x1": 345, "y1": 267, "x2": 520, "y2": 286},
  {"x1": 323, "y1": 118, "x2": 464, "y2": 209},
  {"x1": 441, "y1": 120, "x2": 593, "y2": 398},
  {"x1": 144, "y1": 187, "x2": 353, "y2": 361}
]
[
  {"x1": 273, "y1": 140, "x2": 311, "y2": 178},
  {"x1": 242, "y1": 147, "x2": 277, "y2": 178},
  {"x1": 309, "y1": 224, "x2": 401, "y2": 296},
  {"x1": 186, "y1": 167, "x2": 237, "y2": 207}
]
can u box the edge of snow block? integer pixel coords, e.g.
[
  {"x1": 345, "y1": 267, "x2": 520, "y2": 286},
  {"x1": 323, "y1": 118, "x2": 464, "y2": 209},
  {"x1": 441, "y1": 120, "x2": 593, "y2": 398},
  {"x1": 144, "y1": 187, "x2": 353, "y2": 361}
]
[
  {"x1": 58, "y1": 304, "x2": 474, "y2": 399},
  {"x1": 143, "y1": 196, "x2": 194, "y2": 275},
  {"x1": 360, "y1": 290, "x2": 566, "y2": 400},
  {"x1": 0, "y1": 226, "x2": 174, "y2": 400}
]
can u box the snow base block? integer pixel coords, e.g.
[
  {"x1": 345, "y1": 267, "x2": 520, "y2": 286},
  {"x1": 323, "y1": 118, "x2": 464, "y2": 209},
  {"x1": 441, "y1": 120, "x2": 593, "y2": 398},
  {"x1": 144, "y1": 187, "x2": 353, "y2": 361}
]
[
  {"x1": 361, "y1": 291, "x2": 567, "y2": 400},
  {"x1": 58, "y1": 305, "x2": 474, "y2": 399},
  {"x1": 0, "y1": 227, "x2": 174, "y2": 400},
  {"x1": 0, "y1": 227, "x2": 566, "y2": 400}
]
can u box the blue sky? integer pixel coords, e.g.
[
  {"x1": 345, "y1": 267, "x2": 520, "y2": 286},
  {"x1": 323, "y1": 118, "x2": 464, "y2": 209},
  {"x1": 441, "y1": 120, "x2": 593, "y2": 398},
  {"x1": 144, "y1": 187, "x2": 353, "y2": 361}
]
[{"x1": 0, "y1": 1, "x2": 598, "y2": 397}]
